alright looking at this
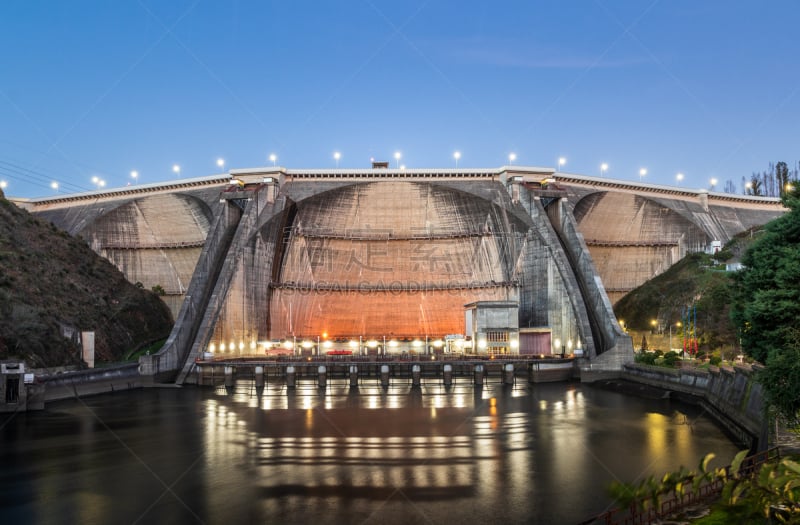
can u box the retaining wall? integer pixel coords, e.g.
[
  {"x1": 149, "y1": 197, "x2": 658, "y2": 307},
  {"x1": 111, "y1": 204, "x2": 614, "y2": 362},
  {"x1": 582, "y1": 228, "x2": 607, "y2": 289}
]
[{"x1": 623, "y1": 363, "x2": 768, "y2": 450}]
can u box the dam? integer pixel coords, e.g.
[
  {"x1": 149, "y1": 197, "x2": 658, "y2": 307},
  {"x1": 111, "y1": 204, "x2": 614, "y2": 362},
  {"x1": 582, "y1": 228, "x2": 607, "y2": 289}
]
[{"x1": 16, "y1": 164, "x2": 784, "y2": 382}]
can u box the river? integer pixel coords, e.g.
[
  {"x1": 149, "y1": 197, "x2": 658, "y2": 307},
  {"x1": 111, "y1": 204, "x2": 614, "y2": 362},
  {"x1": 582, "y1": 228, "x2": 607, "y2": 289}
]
[{"x1": 0, "y1": 380, "x2": 742, "y2": 524}]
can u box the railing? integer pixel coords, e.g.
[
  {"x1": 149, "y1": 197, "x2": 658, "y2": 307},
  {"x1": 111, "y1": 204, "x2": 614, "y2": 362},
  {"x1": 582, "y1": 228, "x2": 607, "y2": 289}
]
[{"x1": 578, "y1": 447, "x2": 781, "y2": 525}]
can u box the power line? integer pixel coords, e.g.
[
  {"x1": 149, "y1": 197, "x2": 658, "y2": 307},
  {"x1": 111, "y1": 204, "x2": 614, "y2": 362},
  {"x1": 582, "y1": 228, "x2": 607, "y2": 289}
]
[{"x1": 0, "y1": 159, "x2": 92, "y2": 194}]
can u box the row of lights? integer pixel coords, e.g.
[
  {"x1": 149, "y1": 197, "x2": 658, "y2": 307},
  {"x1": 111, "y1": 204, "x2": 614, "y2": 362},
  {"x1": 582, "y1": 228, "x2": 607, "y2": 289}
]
[
  {"x1": 8, "y1": 152, "x2": 763, "y2": 194},
  {"x1": 208, "y1": 337, "x2": 457, "y2": 353}
]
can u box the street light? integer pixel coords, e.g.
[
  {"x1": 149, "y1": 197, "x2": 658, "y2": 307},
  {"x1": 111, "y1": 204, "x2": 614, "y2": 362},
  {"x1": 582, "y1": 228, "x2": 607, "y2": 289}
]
[
  {"x1": 0, "y1": 181, "x2": 7, "y2": 190},
  {"x1": 394, "y1": 151, "x2": 401, "y2": 168},
  {"x1": 269, "y1": 153, "x2": 277, "y2": 167},
  {"x1": 639, "y1": 168, "x2": 647, "y2": 182},
  {"x1": 676, "y1": 173, "x2": 684, "y2": 185},
  {"x1": 172, "y1": 164, "x2": 181, "y2": 177},
  {"x1": 670, "y1": 321, "x2": 682, "y2": 353},
  {"x1": 50, "y1": 181, "x2": 58, "y2": 191},
  {"x1": 558, "y1": 157, "x2": 566, "y2": 170},
  {"x1": 508, "y1": 152, "x2": 517, "y2": 164},
  {"x1": 217, "y1": 158, "x2": 225, "y2": 172},
  {"x1": 710, "y1": 178, "x2": 718, "y2": 191},
  {"x1": 600, "y1": 163, "x2": 608, "y2": 176},
  {"x1": 130, "y1": 170, "x2": 138, "y2": 184},
  {"x1": 333, "y1": 151, "x2": 341, "y2": 168},
  {"x1": 453, "y1": 150, "x2": 461, "y2": 168}
]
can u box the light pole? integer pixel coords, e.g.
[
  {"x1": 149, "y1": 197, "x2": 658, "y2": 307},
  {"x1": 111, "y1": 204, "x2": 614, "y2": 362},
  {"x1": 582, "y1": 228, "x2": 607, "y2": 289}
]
[
  {"x1": 639, "y1": 168, "x2": 647, "y2": 182},
  {"x1": 508, "y1": 152, "x2": 517, "y2": 164},
  {"x1": 676, "y1": 173, "x2": 684, "y2": 185},
  {"x1": 172, "y1": 164, "x2": 181, "y2": 177},
  {"x1": 269, "y1": 153, "x2": 277, "y2": 167},
  {"x1": 130, "y1": 170, "x2": 138, "y2": 184},
  {"x1": 334, "y1": 151, "x2": 341, "y2": 168},
  {"x1": 0, "y1": 181, "x2": 7, "y2": 190},
  {"x1": 453, "y1": 150, "x2": 461, "y2": 168},
  {"x1": 558, "y1": 157, "x2": 566, "y2": 171},
  {"x1": 600, "y1": 163, "x2": 608, "y2": 176},
  {"x1": 394, "y1": 151, "x2": 401, "y2": 168},
  {"x1": 50, "y1": 181, "x2": 58, "y2": 192},
  {"x1": 217, "y1": 158, "x2": 225, "y2": 172},
  {"x1": 710, "y1": 178, "x2": 718, "y2": 191},
  {"x1": 670, "y1": 321, "x2": 682, "y2": 354}
]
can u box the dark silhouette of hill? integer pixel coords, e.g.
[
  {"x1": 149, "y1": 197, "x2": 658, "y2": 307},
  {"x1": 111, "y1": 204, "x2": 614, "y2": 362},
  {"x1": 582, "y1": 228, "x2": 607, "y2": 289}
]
[{"x1": 0, "y1": 189, "x2": 173, "y2": 368}]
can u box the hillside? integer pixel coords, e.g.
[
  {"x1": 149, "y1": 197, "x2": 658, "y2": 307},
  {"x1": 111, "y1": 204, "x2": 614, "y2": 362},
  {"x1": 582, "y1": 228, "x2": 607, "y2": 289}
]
[
  {"x1": 0, "y1": 189, "x2": 174, "y2": 368},
  {"x1": 613, "y1": 229, "x2": 762, "y2": 355}
]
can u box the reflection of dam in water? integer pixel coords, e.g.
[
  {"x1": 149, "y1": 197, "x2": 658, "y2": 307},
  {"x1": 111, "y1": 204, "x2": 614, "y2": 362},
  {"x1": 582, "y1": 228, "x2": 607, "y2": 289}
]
[{"x1": 192, "y1": 381, "x2": 742, "y2": 524}]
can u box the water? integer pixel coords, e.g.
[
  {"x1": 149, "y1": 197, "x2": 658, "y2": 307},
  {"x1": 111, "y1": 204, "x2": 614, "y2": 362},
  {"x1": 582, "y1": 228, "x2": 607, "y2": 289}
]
[{"x1": 0, "y1": 380, "x2": 742, "y2": 524}]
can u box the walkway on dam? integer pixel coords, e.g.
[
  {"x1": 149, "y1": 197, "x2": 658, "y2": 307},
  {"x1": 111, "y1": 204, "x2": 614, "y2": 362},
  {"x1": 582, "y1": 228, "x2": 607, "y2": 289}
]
[{"x1": 189, "y1": 354, "x2": 577, "y2": 387}]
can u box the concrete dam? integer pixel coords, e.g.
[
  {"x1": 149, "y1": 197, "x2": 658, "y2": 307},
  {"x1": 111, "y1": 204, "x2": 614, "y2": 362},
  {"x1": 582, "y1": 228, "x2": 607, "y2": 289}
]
[{"x1": 19, "y1": 165, "x2": 784, "y2": 380}]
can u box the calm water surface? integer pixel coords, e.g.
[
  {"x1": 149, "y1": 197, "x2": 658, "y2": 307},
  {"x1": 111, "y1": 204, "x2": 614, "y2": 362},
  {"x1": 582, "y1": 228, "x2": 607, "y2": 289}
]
[{"x1": 0, "y1": 380, "x2": 742, "y2": 524}]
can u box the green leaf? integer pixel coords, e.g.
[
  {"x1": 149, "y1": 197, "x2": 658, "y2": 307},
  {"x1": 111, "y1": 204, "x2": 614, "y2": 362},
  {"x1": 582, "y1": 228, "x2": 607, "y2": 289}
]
[
  {"x1": 730, "y1": 450, "x2": 748, "y2": 476},
  {"x1": 700, "y1": 452, "x2": 716, "y2": 474}
]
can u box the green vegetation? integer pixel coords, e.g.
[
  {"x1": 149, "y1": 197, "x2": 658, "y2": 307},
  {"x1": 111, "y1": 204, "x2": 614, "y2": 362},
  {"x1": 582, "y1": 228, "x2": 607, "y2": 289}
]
[
  {"x1": 0, "y1": 189, "x2": 174, "y2": 368},
  {"x1": 634, "y1": 350, "x2": 681, "y2": 368},
  {"x1": 609, "y1": 451, "x2": 800, "y2": 524},
  {"x1": 616, "y1": 248, "x2": 746, "y2": 359},
  {"x1": 731, "y1": 185, "x2": 800, "y2": 425},
  {"x1": 123, "y1": 338, "x2": 167, "y2": 361}
]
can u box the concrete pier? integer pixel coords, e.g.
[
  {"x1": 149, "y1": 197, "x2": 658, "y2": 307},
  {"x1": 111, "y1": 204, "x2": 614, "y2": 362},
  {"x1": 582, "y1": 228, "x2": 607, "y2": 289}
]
[
  {"x1": 474, "y1": 364, "x2": 484, "y2": 386},
  {"x1": 317, "y1": 365, "x2": 327, "y2": 388},
  {"x1": 443, "y1": 364, "x2": 453, "y2": 387},
  {"x1": 503, "y1": 363, "x2": 515, "y2": 385},
  {"x1": 349, "y1": 365, "x2": 358, "y2": 387},
  {"x1": 411, "y1": 365, "x2": 421, "y2": 387}
]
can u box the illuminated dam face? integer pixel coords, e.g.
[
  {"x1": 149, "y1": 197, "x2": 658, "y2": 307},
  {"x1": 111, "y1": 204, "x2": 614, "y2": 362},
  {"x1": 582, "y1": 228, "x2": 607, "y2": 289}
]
[
  {"x1": 207, "y1": 173, "x2": 588, "y2": 358},
  {"x1": 269, "y1": 181, "x2": 522, "y2": 339}
]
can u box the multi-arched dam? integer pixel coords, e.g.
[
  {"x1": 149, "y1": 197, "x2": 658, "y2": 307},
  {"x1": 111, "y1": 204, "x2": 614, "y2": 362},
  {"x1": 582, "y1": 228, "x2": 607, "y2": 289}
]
[{"x1": 16, "y1": 165, "x2": 784, "y2": 381}]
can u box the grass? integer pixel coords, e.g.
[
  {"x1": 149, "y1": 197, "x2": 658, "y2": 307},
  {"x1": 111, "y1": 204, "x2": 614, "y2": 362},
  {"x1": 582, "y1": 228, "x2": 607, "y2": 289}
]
[{"x1": 123, "y1": 339, "x2": 167, "y2": 361}]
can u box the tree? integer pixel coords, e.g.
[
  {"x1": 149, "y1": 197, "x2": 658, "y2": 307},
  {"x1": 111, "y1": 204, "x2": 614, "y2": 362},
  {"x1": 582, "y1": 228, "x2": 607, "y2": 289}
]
[
  {"x1": 731, "y1": 184, "x2": 800, "y2": 424},
  {"x1": 745, "y1": 175, "x2": 763, "y2": 196},
  {"x1": 776, "y1": 161, "x2": 790, "y2": 196}
]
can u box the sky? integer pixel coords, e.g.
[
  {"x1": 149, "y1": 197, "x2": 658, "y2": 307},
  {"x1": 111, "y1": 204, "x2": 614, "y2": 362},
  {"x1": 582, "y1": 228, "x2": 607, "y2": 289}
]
[{"x1": 2, "y1": 0, "x2": 800, "y2": 198}]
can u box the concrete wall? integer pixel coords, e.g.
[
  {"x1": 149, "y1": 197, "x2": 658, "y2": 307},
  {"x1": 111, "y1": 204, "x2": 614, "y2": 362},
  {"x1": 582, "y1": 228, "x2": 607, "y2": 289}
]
[
  {"x1": 38, "y1": 364, "x2": 143, "y2": 402},
  {"x1": 622, "y1": 363, "x2": 768, "y2": 450},
  {"x1": 565, "y1": 185, "x2": 784, "y2": 304}
]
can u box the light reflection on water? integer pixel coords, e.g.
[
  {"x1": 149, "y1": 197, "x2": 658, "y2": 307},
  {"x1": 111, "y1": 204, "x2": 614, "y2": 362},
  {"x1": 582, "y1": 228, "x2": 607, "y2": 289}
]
[{"x1": 0, "y1": 380, "x2": 742, "y2": 524}]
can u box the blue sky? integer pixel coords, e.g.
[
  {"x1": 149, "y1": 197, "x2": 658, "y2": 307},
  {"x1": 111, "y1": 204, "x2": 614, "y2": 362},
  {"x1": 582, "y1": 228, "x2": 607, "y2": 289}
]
[{"x1": 2, "y1": 0, "x2": 799, "y2": 198}]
